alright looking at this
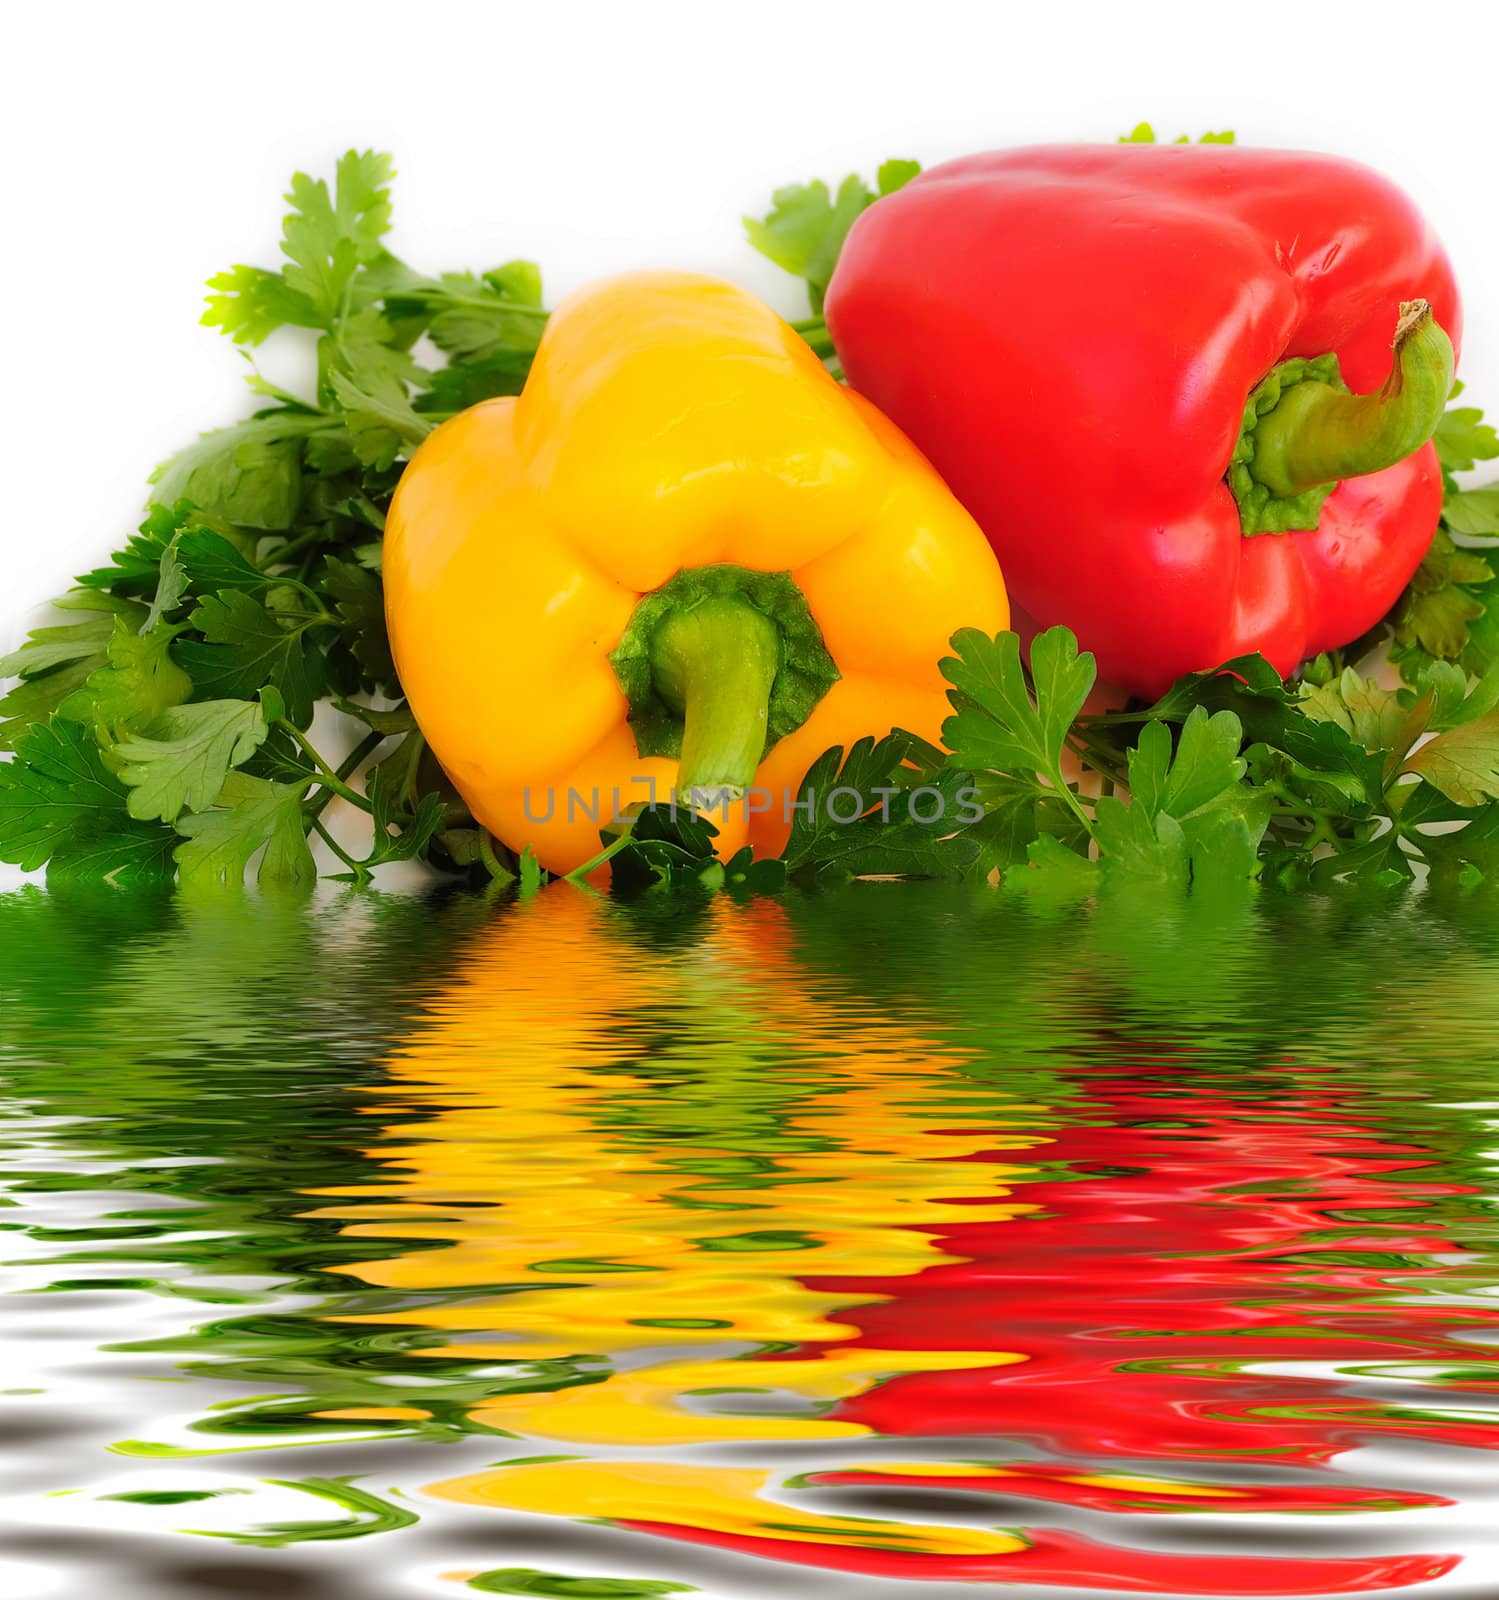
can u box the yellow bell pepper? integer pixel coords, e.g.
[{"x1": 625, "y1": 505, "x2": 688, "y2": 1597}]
[{"x1": 384, "y1": 271, "x2": 1009, "y2": 874}]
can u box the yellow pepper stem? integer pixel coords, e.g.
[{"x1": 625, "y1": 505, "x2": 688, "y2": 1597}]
[{"x1": 649, "y1": 596, "x2": 781, "y2": 804}]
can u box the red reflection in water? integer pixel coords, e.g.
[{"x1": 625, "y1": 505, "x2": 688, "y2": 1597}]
[
  {"x1": 829, "y1": 1070, "x2": 1495, "y2": 1460},
  {"x1": 623, "y1": 1066, "x2": 1494, "y2": 1592},
  {"x1": 625, "y1": 1516, "x2": 1455, "y2": 1595}
]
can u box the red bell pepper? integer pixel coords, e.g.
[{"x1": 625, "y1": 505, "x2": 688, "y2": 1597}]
[{"x1": 824, "y1": 144, "x2": 1462, "y2": 698}]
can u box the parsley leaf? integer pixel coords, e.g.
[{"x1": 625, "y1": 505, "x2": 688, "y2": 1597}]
[
  {"x1": 175, "y1": 591, "x2": 324, "y2": 725},
  {"x1": 960, "y1": 776, "x2": 1044, "y2": 880},
  {"x1": 1013, "y1": 831, "x2": 1100, "y2": 896},
  {"x1": 1133, "y1": 706, "x2": 1247, "y2": 819},
  {"x1": 391, "y1": 265, "x2": 548, "y2": 363},
  {"x1": 321, "y1": 557, "x2": 396, "y2": 689},
  {"x1": 206, "y1": 151, "x2": 395, "y2": 338},
  {"x1": 145, "y1": 537, "x2": 189, "y2": 632},
  {"x1": 56, "y1": 619, "x2": 191, "y2": 744},
  {"x1": 359, "y1": 769, "x2": 444, "y2": 872},
  {"x1": 174, "y1": 525, "x2": 270, "y2": 596},
  {"x1": 0, "y1": 612, "x2": 121, "y2": 679},
  {"x1": 745, "y1": 176, "x2": 872, "y2": 315},
  {"x1": 602, "y1": 804, "x2": 725, "y2": 895},
  {"x1": 1423, "y1": 801, "x2": 1499, "y2": 888},
  {"x1": 781, "y1": 731, "x2": 978, "y2": 882},
  {"x1": 47, "y1": 822, "x2": 179, "y2": 887},
  {"x1": 1403, "y1": 715, "x2": 1499, "y2": 807},
  {"x1": 1393, "y1": 529, "x2": 1491, "y2": 665},
  {"x1": 1094, "y1": 798, "x2": 1190, "y2": 891},
  {"x1": 148, "y1": 414, "x2": 320, "y2": 530},
  {"x1": 75, "y1": 505, "x2": 182, "y2": 593},
  {"x1": 0, "y1": 661, "x2": 99, "y2": 754},
  {"x1": 201, "y1": 265, "x2": 324, "y2": 344},
  {"x1": 1435, "y1": 395, "x2": 1499, "y2": 483},
  {"x1": 941, "y1": 625, "x2": 1095, "y2": 823},
  {"x1": 113, "y1": 698, "x2": 269, "y2": 822},
  {"x1": 1093, "y1": 710, "x2": 1265, "y2": 890},
  {"x1": 876, "y1": 159, "x2": 921, "y2": 196},
  {"x1": 1100, "y1": 655, "x2": 1386, "y2": 815},
  {"x1": 1, "y1": 595, "x2": 150, "y2": 753},
  {"x1": 285, "y1": 151, "x2": 395, "y2": 315},
  {"x1": 1300, "y1": 667, "x2": 1431, "y2": 775},
  {"x1": 175, "y1": 772, "x2": 315, "y2": 888},
  {"x1": 1120, "y1": 124, "x2": 1236, "y2": 144},
  {"x1": 1443, "y1": 485, "x2": 1499, "y2": 538},
  {"x1": 327, "y1": 364, "x2": 432, "y2": 469},
  {"x1": 0, "y1": 719, "x2": 176, "y2": 883},
  {"x1": 1377, "y1": 389, "x2": 1499, "y2": 682},
  {"x1": 418, "y1": 349, "x2": 534, "y2": 413},
  {"x1": 745, "y1": 159, "x2": 920, "y2": 314}
]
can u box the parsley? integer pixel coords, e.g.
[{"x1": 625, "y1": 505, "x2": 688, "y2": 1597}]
[
  {"x1": 1359, "y1": 384, "x2": 1499, "y2": 684},
  {"x1": 321, "y1": 557, "x2": 397, "y2": 691},
  {"x1": 8, "y1": 143, "x2": 1499, "y2": 901},
  {"x1": 175, "y1": 772, "x2": 316, "y2": 889},
  {"x1": 148, "y1": 415, "x2": 317, "y2": 531},
  {"x1": 1119, "y1": 124, "x2": 1236, "y2": 144},
  {"x1": 114, "y1": 697, "x2": 271, "y2": 822},
  {"x1": 1404, "y1": 714, "x2": 1499, "y2": 806},
  {"x1": 744, "y1": 159, "x2": 919, "y2": 317},
  {"x1": 204, "y1": 151, "x2": 397, "y2": 339},
  {"x1": 1434, "y1": 391, "x2": 1499, "y2": 485},
  {"x1": 0, "y1": 720, "x2": 175, "y2": 883},
  {"x1": 942, "y1": 626, "x2": 1096, "y2": 836},
  {"x1": 939, "y1": 627, "x2": 1265, "y2": 893},
  {"x1": 745, "y1": 157, "x2": 921, "y2": 367},
  {"x1": 0, "y1": 611, "x2": 122, "y2": 679},
  {"x1": 1, "y1": 151, "x2": 545, "y2": 887},
  {"x1": 56, "y1": 620, "x2": 192, "y2": 743},
  {"x1": 0, "y1": 593, "x2": 147, "y2": 753},
  {"x1": 780, "y1": 732, "x2": 977, "y2": 883},
  {"x1": 173, "y1": 591, "x2": 326, "y2": 726}
]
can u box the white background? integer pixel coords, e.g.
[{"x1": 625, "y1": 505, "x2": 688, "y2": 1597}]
[
  {"x1": 5, "y1": 0, "x2": 1499, "y2": 648},
  {"x1": 5, "y1": 13, "x2": 1499, "y2": 1596}
]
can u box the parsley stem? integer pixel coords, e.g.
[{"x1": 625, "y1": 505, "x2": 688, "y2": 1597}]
[
  {"x1": 280, "y1": 720, "x2": 374, "y2": 813},
  {"x1": 266, "y1": 527, "x2": 335, "y2": 567},
  {"x1": 1261, "y1": 780, "x2": 1332, "y2": 824},
  {"x1": 306, "y1": 730, "x2": 385, "y2": 822},
  {"x1": 1065, "y1": 729, "x2": 1131, "y2": 795},
  {"x1": 312, "y1": 816, "x2": 370, "y2": 880},
  {"x1": 422, "y1": 286, "x2": 550, "y2": 320},
  {"x1": 792, "y1": 315, "x2": 835, "y2": 360},
  {"x1": 564, "y1": 830, "x2": 635, "y2": 883},
  {"x1": 1054, "y1": 778, "x2": 1096, "y2": 836},
  {"x1": 272, "y1": 608, "x2": 340, "y2": 628},
  {"x1": 477, "y1": 829, "x2": 514, "y2": 883}
]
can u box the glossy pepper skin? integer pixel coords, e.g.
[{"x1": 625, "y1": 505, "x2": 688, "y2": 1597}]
[
  {"x1": 384, "y1": 271, "x2": 1009, "y2": 874},
  {"x1": 825, "y1": 144, "x2": 1462, "y2": 699}
]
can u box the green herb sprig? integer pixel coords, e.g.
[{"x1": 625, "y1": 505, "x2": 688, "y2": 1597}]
[
  {"x1": 1, "y1": 152, "x2": 546, "y2": 889},
  {"x1": 7, "y1": 148, "x2": 1499, "y2": 898}
]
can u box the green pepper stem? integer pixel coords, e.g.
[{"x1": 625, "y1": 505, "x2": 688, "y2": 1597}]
[
  {"x1": 648, "y1": 595, "x2": 780, "y2": 804},
  {"x1": 1249, "y1": 300, "x2": 1455, "y2": 496}
]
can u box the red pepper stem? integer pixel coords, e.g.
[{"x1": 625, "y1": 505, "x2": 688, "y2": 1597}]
[
  {"x1": 649, "y1": 595, "x2": 780, "y2": 805},
  {"x1": 1249, "y1": 301, "x2": 1454, "y2": 497}
]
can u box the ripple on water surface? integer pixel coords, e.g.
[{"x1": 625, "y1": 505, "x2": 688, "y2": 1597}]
[{"x1": 1, "y1": 882, "x2": 1498, "y2": 1598}]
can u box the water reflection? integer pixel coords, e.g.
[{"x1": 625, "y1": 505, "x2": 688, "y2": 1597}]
[{"x1": 1, "y1": 883, "x2": 1498, "y2": 1597}]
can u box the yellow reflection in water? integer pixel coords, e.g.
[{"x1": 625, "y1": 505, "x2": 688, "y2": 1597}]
[
  {"x1": 436, "y1": 1459, "x2": 1030, "y2": 1557},
  {"x1": 304, "y1": 891, "x2": 1047, "y2": 1543}
]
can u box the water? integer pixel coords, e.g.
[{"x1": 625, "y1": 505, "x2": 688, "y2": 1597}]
[{"x1": 2, "y1": 880, "x2": 1498, "y2": 1599}]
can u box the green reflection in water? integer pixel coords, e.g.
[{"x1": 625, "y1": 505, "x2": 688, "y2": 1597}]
[{"x1": 2, "y1": 879, "x2": 1498, "y2": 1595}]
